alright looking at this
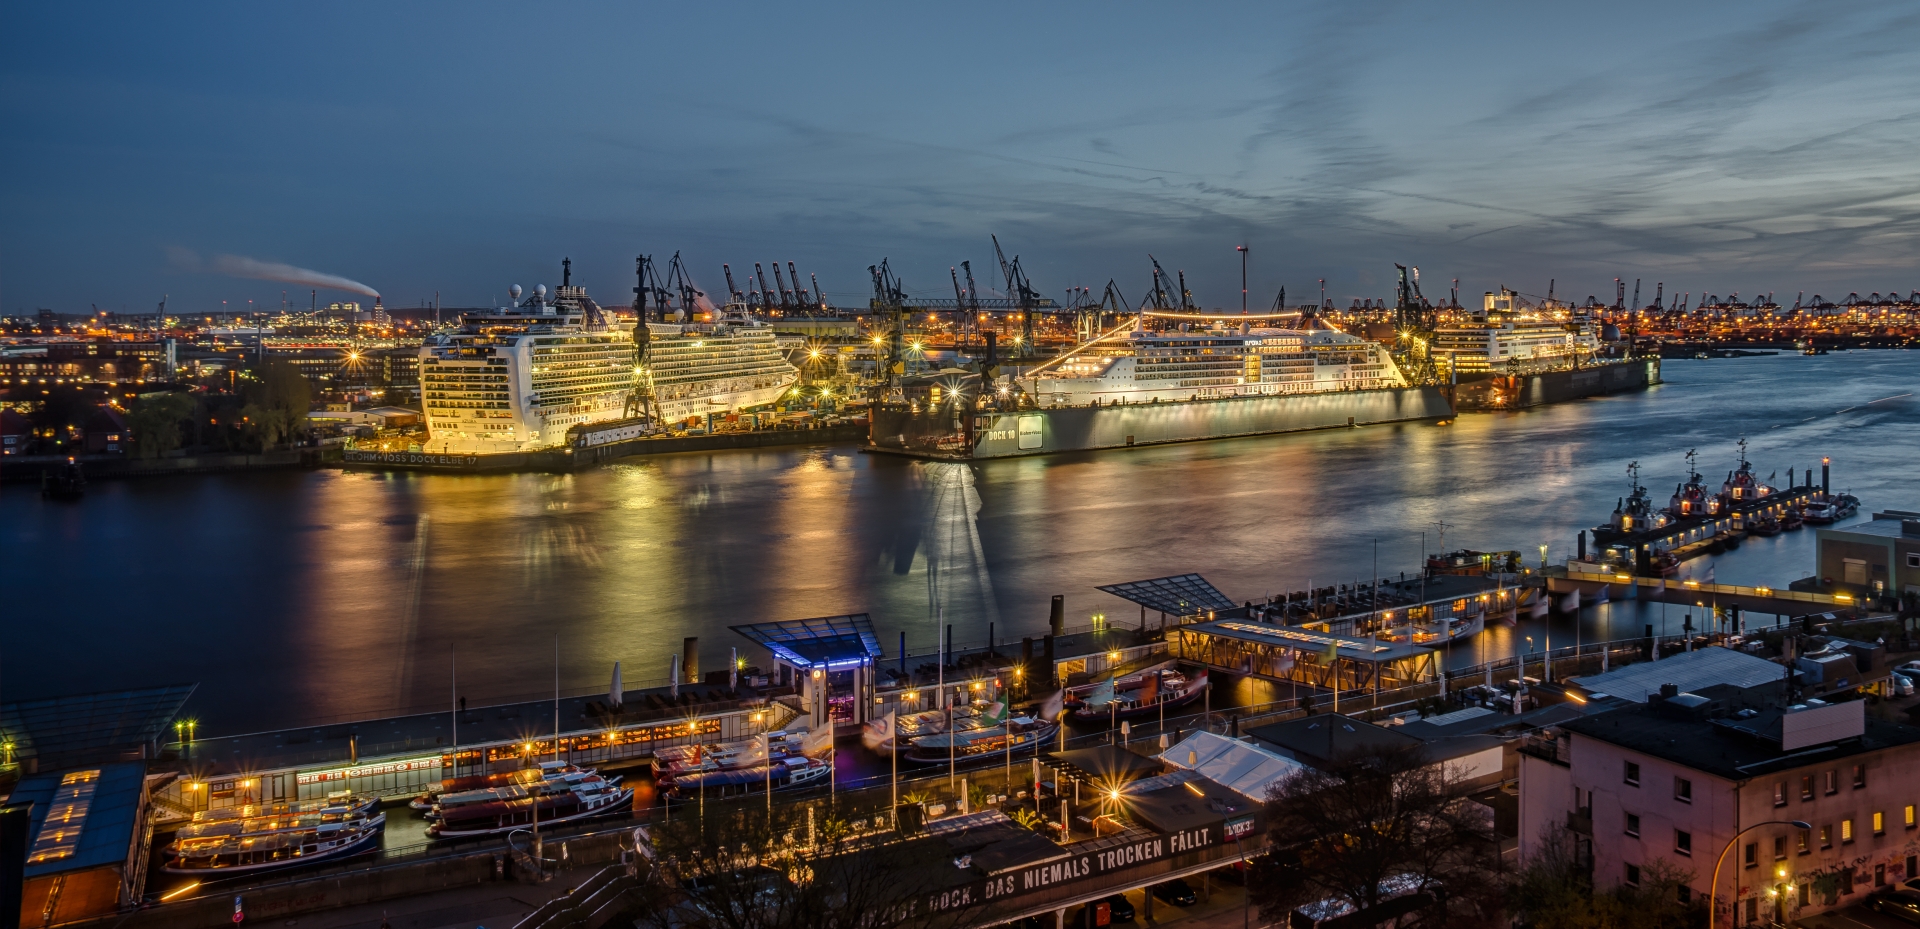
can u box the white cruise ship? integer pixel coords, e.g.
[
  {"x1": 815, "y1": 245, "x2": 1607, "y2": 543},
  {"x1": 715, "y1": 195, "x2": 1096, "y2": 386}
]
[
  {"x1": 1019, "y1": 318, "x2": 1407, "y2": 408},
  {"x1": 645, "y1": 305, "x2": 799, "y2": 424},
  {"x1": 1430, "y1": 289, "x2": 1599, "y2": 373},
  {"x1": 420, "y1": 272, "x2": 800, "y2": 454}
]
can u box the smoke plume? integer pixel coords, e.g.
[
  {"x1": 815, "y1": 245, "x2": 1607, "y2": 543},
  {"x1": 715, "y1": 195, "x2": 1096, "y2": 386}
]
[{"x1": 169, "y1": 247, "x2": 380, "y2": 297}]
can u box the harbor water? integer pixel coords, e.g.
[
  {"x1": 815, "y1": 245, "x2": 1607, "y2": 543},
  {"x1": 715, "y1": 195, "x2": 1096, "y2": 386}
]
[{"x1": 5, "y1": 352, "x2": 1917, "y2": 734}]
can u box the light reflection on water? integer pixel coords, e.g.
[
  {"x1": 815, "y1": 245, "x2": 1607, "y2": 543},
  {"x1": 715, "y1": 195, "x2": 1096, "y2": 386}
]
[{"x1": 3, "y1": 352, "x2": 1916, "y2": 732}]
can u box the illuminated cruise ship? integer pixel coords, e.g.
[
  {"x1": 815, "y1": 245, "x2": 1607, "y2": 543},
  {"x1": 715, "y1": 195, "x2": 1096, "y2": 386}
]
[
  {"x1": 1429, "y1": 289, "x2": 1600, "y2": 373},
  {"x1": 644, "y1": 305, "x2": 799, "y2": 424},
  {"x1": 1019, "y1": 317, "x2": 1407, "y2": 408},
  {"x1": 418, "y1": 278, "x2": 636, "y2": 454}
]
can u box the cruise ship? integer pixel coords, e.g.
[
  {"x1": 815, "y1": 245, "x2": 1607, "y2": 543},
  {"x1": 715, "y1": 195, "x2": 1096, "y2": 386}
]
[
  {"x1": 418, "y1": 265, "x2": 798, "y2": 455},
  {"x1": 644, "y1": 305, "x2": 799, "y2": 424},
  {"x1": 1019, "y1": 317, "x2": 1408, "y2": 407},
  {"x1": 1429, "y1": 289, "x2": 1600, "y2": 373}
]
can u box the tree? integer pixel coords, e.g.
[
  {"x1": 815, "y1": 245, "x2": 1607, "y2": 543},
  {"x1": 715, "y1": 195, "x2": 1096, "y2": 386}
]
[
  {"x1": 1508, "y1": 823, "x2": 1706, "y2": 929},
  {"x1": 241, "y1": 359, "x2": 311, "y2": 448},
  {"x1": 125, "y1": 391, "x2": 195, "y2": 458},
  {"x1": 1248, "y1": 744, "x2": 1501, "y2": 929},
  {"x1": 628, "y1": 799, "x2": 981, "y2": 929}
]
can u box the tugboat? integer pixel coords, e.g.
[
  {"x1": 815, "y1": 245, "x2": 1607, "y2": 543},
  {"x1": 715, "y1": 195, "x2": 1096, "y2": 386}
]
[
  {"x1": 1596, "y1": 462, "x2": 1670, "y2": 544},
  {"x1": 1781, "y1": 507, "x2": 1805, "y2": 531},
  {"x1": 1667, "y1": 450, "x2": 1717, "y2": 518},
  {"x1": 1749, "y1": 514, "x2": 1783, "y2": 537},
  {"x1": 1717, "y1": 439, "x2": 1769, "y2": 509},
  {"x1": 39, "y1": 457, "x2": 85, "y2": 500}
]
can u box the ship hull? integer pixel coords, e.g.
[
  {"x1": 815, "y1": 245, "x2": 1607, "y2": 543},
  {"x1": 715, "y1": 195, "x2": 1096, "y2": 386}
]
[
  {"x1": 868, "y1": 386, "x2": 1452, "y2": 460},
  {"x1": 1451, "y1": 357, "x2": 1660, "y2": 411}
]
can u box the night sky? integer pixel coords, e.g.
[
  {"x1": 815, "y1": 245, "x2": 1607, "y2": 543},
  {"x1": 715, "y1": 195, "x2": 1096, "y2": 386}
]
[{"x1": 7, "y1": 1, "x2": 1920, "y2": 315}]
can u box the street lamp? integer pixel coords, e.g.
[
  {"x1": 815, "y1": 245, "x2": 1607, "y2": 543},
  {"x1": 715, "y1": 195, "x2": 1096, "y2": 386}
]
[{"x1": 1710, "y1": 821, "x2": 1809, "y2": 929}]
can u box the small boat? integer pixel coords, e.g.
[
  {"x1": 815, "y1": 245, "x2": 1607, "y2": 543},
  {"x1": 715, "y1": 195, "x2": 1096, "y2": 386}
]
[
  {"x1": 426, "y1": 774, "x2": 631, "y2": 838},
  {"x1": 409, "y1": 761, "x2": 582, "y2": 811},
  {"x1": 1749, "y1": 515, "x2": 1782, "y2": 537},
  {"x1": 1064, "y1": 664, "x2": 1209, "y2": 725},
  {"x1": 901, "y1": 715, "x2": 1059, "y2": 765},
  {"x1": 39, "y1": 458, "x2": 85, "y2": 501},
  {"x1": 862, "y1": 700, "x2": 1002, "y2": 757},
  {"x1": 164, "y1": 794, "x2": 385, "y2": 875},
  {"x1": 1803, "y1": 501, "x2": 1837, "y2": 525},
  {"x1": 660, "y1": 755, "x2": 832, "y2": 803},
  {"x1": 1781, "y1": 508, "x2": 1805, "y2": 531},
  {"x1": 1648, "y1": 551, "x2": 1681, "y2": 577},
  {"x1": 1833, "y1": 492, "x2": 1860, "y2": 519},
  {"x1": 651, "y1": 729, "x2": 818, "y2": 780},
  {"x1": 425, "y1": 769, "x2": 619, "y2": 821}
]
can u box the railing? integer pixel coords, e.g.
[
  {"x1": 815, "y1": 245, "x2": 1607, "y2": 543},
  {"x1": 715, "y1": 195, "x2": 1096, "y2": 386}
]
[{"x1": 1562, "y1": 570, "x2": 1854, "y2": 606}]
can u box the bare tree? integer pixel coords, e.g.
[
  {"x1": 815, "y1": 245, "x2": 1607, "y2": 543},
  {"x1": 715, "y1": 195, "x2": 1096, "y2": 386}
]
[
  {"x1": 1508, "y1": 822, "x2": 1705, "y2": 929},
  {"x1": 628, "y1": 799, "x2": 982, "y2": 929},
  {"x1": 1249, "y1": 744, "x2": 1500, "y2": 928}
]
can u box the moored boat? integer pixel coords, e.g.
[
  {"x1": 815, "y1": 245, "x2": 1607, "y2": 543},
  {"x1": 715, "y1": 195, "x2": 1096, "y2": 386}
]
[
  {"x1": 1064, "y1": 664, "x2": 1209, "y2": 725},
  {"x1": 426, "y1": 774, "x2": 631, "y2": 838},
  {"x1": 901, "y1": 715, "x2": 1059, "y2": 765},
  {"x1": 659, "y1": 755, "x2": 832, "y2": 803},
  {"x1": 164, "y1": 794, "x2": 385, "y2": 875},
  {"x1": 862, "y1": 701, "x2": 1003, "y2": 757},
  {"x1": 409, "y1": 761, "x2": 582, "y2": 811}
]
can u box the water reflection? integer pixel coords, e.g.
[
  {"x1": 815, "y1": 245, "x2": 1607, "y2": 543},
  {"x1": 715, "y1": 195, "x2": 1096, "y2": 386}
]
[{"x1": 2, "y1": 353, "x2": 1915, "y2": 732}]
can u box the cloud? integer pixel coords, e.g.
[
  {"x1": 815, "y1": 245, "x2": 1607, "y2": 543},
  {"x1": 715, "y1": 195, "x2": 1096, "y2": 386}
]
[{"x1": 168, "y1": 248, "x2": 380, "y2": 297}]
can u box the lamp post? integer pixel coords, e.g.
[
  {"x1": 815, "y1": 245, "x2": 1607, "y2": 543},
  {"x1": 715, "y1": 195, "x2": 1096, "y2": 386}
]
[{"x1": 1710, "y1": 820, "x2": 1808, "y2": 929}]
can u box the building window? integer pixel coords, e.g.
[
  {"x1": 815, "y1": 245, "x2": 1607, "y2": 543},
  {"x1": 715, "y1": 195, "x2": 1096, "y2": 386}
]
[
  {"x1": 1853, "y1": 765, "x2": 1866, "y2": 788},
  {"x1": 1825, "y1": 770, "x2": 1838, "y2": 795},
  {"x1": 1626, "y1": 814, "x2": 1641, "y2": 837},
  {"x1": 1676, "y1": 884, "x2": 1691, "y2": 904},
  {"x1": 1626, "y1": 864, "x2": 1641, "y2": 887},
  {"x1": 1878, "y1": 864, "x2": 1888, "y2": 886},
  {"x1": 1676, "y1": 830, "x2": 1692, "y2": 856},
  {"x1": 1907, "y1": 805, "x2": 1916, "y2": 828},
  {"x1": 1775, "y1": 836, "x2": 1787, "y2": 860},
  {"x1": 1802, "y1": 775, "x2": 1814, "y2": 801},
  {"x1": 1625, "y1": 762, "x2": 1640, "y2": 786},
  {"x1": 1820, "y1": 825, "x2": 1832, "y2": 849},
  {"x1": 1875, "y1": 812, "x2": 1885, "y2": 835},
  {"x1": 1908, "y1": 552, "x2": 1920, "y2": 568},
  {"x1": 1842, "y1": 819, "x2": 1854, "y2": 843},
  {"x1": 1744, "y1": 842, "x2": 1757, "y2": 868},
  {"x1": 1675, "y1": 777, "x2": 1692, "y2": 803},
  {"x1": 1774, "y1": 781, "x2": 1787, "y2": 807},
  {"x1": 1799, "y1": 829, "x2": 1810, "y2": 854}
]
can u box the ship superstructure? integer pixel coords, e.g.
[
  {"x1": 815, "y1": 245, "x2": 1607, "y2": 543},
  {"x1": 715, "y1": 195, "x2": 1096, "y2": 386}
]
[
  {"x1": 644, "y1": 304, "x2": 799, "y2": 424},
  {"x1": 1019, "y1": 319, "x2": 1406, "y2": 408},
  {"x1": 1430, "y1": 289, "x2": 1600, "y2": 373},
  {"x1": 419, "y1": 272, "x2": 634, "y2": 455}
]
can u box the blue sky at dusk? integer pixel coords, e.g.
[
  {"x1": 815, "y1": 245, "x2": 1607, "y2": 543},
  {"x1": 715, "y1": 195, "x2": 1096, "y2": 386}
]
[{"x1": 6, "y1": 1, "x2": 1920, "y2": 315}]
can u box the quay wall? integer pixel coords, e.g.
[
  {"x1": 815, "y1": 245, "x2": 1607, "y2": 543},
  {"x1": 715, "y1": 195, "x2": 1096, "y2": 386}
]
[
  {"x1": 1453, "y1": 356, "x2": 1661, "y2": 411},
  {"x1": 870, "y1": 386, "x2": 1452, "y2": 460},
  {"x1": 1, "y1": 447, "x2": 337, "y2": 483},
  {"x1": 342, "y1": 424, "x2": 865, "y2": 474}
]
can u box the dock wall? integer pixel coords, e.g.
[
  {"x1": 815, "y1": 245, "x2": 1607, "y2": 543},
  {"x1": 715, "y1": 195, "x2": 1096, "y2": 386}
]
[
  {"x1": 1, "y1": 447, "x2": 338, "y2": 483},
  {"x1": 1453, "y1": 357, "x2": 1661, "y2": 411},
  {"x1": 870, "y1": 386, "x2": 1452, "y2": 459},
  {"x1": 342, "y1": 424, "x2": 865, "y2": 474}
]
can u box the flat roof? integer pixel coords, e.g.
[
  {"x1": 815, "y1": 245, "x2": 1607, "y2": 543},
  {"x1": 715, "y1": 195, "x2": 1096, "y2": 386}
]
[
  {"x1": 1043, "y1": 745, "x2": 1165, "y2": 786},
  {"x1": 14, "y1": 761, "x2": 147, "y2": 878},
  {"x1": 1819, "y1": 516, "x2": 1919, "y2": 540},
  {"x1": 730, "y1": 614, "x2": 883, "y2": 669},
  {"x1": 1097, "y1": 574, "x2": 1237, "y2": 617},
  {"x1": 1156, "y1": 730, "x2": 1305, "y2": 802},
  {"x1": 1569, "y1": 646, "x2": 1786, "y2": 703},
  {"x1": 1247, "y1": 713, "x2": 1423, "y2": 768},
  {"x1": 1560, "y1": 703, "x2": 1920, "y2": 779},
  {"x1": 1, "y1": 685, "x2": 195, "y2": 770},
  {"x1": 1181, "y1": 620, "x2": 1434, "y2": 664}
]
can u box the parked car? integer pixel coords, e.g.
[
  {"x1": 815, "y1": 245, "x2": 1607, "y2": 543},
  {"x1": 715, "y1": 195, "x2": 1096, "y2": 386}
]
[
  {"x1": 1866, "y1": 888, "x2": 1920, "y2": 924},
  {"x1": 1150, "y1": 879, "x2": 1197, "y2": 907},
  {"x1": 1102, "y1": 894, "x2": 1136, "y2": 922},
  {"x1": 1892, "y1": 672, "x2": 1916, "y2": 698}
]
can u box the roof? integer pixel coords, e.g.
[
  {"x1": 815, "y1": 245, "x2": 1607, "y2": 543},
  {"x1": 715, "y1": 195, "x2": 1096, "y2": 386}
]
[
  {"x1": 1043, "y1": 744, "x2": 1165, "y2": 786},
  {"x1": 1096, "y1": 574, "x2": 1236, "y2": 617},
  {"x1": 1123, "y1": 771, "x2": 1261, "y2": 836},
  {"x1": 1155, "y1": 730, "x2": 1305, "y2": 802},
  {"x1": 0, "y1": 685, "x2": 195, "y2": 770},
  {"x1": 13, "y1": 762, "x2": 148, "y2": 878},
  {"x1": 1560, "y1": 702, "x2": 1920, "y2": 780},
  {"x1": 729, "y1": 614, "x2": 883, "y2": 669},
  {"x1": 1818, "y1": 515, "x2": 1919, "y2": 540},
  {"x1": 1246, "y1": 713, "x2": 1423, "y2": 768},
  {"x1": 1182, "y1": 620, "x2": 1435, "y2": 664},
  {"x1": 1569, "y1": 646, "x2": 1786, "y2": 703}
]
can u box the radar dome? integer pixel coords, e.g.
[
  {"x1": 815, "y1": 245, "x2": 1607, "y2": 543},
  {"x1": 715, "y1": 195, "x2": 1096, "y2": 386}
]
[
  {"x1": 536, "y1": 284, "x2": 548, "y2": 298},
  {"x1": 510, "y1": 284, "x2": 523, "y2": 300}
]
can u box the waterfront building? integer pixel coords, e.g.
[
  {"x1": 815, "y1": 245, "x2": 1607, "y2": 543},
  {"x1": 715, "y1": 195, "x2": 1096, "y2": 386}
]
[
  {"x1": 1519, "y1": 681, "x2": 1920, "y2": 925},
  {"x1": 1813, "y1": 509, "x2": 1920, "y2": 600}
]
